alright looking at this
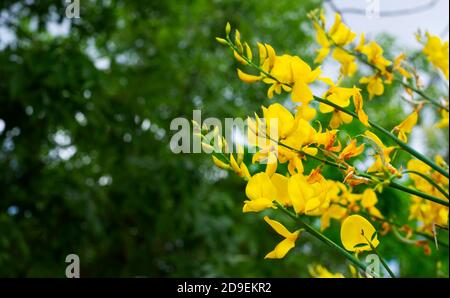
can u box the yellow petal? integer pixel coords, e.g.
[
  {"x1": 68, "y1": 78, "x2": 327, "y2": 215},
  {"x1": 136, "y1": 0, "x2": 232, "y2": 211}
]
[
  {"x1": 233, "y1": 50, "x2": 248, "y2": 65},
  {"x1": 271, "y1": 173, "x2": 291, "y2": 206},
  {"x1": 245, "y1": 172, "x2": 277, "y2": 201},
  {"x1": 243, "y1": 198, "x2": 274, "y2": 213},
  {"x1": 229, "y1": 154, "x2": 241, "y2": 173},
  {"x1": 265, "y1": 152, "x2": 278, "y2": 177},
  {"x1": 395, "y1": 110, "x2": 418, "y2": 133},
  {"x1": 237, "y1": 69, "x2": 261, "y2": 83},
  {"x1": 263, "y1": 216, "x2": 294, "y2": 238},
  {"x1": 288, "y1": 174, "x2": 314, "y2": 214},
  {"x1": 292, "y1": 81, "x2": 313, "y2": 104},
  {"x1": 244, "y1": 42, "x2": 253, "y2": 61},
  {"x1": 258, "y1": 42, "x2": 267, "y2": 66},
  {"x1": 240, "y1": 162, "x2": 251, "y2": 180},
  {"x1": 212, "y1": 155, "x2": 230, "y2": 170},
  {"x1": 264, "y1": 238, "x2": 297, "y2": 259},
  {"x1": 341, "y1": 215, "x2": 379, "y2": 252},
  {"x1": 361, "y1": 188, "x2": 378, "y2": 208}
]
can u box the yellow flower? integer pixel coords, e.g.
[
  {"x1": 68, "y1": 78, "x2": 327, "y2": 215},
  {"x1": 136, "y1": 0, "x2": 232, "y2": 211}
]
[
  {"x1": 329, "y1": 13, "x2": 357, "y2": 46},
  {"x1": 271, "y1": 173, "x2": 291, "y2": 206},
  {"x1": 359, "y1": 75, "x2": 384, "y2": 99},
  {"x1": 332, "y1": 48, "x2": 358, "y2": 77},
  {"x1": 422, "y1": 33, "x2": 449, "y2": 79},
  {"x1": 313, "y1": 13, "x2": 357, "y2": 76},
  {"x1": 309, "y1": 265, "x2": 345, "y2": 278},
  {"x1": 319, "y1": 181, "x2": 348, "y2": 231},
  {"x1": 288, "y1": 172, "x2": 329, "y2": 215},
  {"x1": 394, "y1": 108, "x2": 419, "y2": 143},
  {"x1": 315, "y1": 129, "x2": 341, "y2": 152},
  {"x1": 264, "y1": 216, "x2": 301, "y2": 259},
  {"x1": 262, "y1": 103, "x2": 298, "y2": 139},
  {"x1": 319, "y1": 85, "x2": 355, "y2": 128},
  {"x1": 393, "y1": 53, "x2": 412, "y2": 79},
  {"x1": 229, "y1": 154, "x2": 251, "y2": 180},
  {"x1": 407, "y1": 157, "x2": 448, "y2": 235},
  {"x1": 339, "y1": 139, "x2": 365, "y2": 160},
  {"x1": 243, "y1": 173, "x2": 276, "y2": 212},
  {"x1": 341, "y1": 215, "x2": 379, "y2": 252},
  {"x1": 357, "y1": 40, "x2": 391, "y2": 74},
  {"x1": 266, "y1": 54, "x2": 321, "y2": 104},
  {"x1": 361, "y1": 188, "x2": 383, "y2": 219},
  {"x1": 436, "y1": 110, "x2": 449, "y2": 128},
  {"x1": 352, "y1": 86, "x2": 370, "y2": 126},
  {"x1": 313, "y1": 22, "x2": 331, "y2": 64},
  {"x1": 364, "y1": 131, "x2": 396, "y2": 173}
]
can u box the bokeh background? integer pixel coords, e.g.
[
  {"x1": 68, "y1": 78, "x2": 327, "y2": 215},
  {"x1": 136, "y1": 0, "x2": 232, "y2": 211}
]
[{"x1": 0, "y1": 0, "x2": 448, "y2": 277}]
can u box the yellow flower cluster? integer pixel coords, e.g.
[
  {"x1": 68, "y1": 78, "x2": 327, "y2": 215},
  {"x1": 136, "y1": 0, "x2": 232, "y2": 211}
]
[
  {"x1": 422, "y1": 33, "x2": 449, "y2": 79},
  {"x1": 208, "y1": 13, "x2": 449, "y2": 271},
  {"x1": 407, "y1": 157, "x2": 449, "y2": 235}
]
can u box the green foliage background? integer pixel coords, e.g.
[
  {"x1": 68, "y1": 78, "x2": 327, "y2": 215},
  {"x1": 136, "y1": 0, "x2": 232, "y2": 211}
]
[{"x1": 0, "y1": 0, "x2": 447, "y2": 277}]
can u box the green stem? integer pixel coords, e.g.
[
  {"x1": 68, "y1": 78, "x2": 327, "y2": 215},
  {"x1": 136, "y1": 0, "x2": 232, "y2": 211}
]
[
  {"x1": 274, "y1": 202, "x2": 378, "y2": 277},
  {"x1": 388, "y1": 181, "x2": 449, "y2": 207},
  {"x1": 313, "y1": 96, "x2": 449, "y2": 179},
  {"x1": 402, "y1": 170, "x2": 449, "y2": 198},
  {"x1": 394, "y1": 78, "x2": 448, "y2": 111},
  {"x1": 364, "y1": 235, "x2": 396, "y2": 278}
]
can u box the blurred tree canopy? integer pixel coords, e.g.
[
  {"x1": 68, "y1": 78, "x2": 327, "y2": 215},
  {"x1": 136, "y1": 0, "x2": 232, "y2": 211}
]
[{"x1": 0, "y1": 0, "x2": 447, "y2": 277}]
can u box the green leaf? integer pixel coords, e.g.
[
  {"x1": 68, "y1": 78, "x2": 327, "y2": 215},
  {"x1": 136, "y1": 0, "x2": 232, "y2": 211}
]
[
  {"x1": 370, "y1": 231, "x2": 378, "y2": 242},
  {"x1": 353, "y1": 243, "x2": 369, "y2": 249}
]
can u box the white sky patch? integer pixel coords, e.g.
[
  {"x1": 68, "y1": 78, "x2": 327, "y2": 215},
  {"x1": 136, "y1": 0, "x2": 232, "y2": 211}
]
[
  {"x1": 141, "y1": 119, "x2": 151, "y2": 131},
  {"x1": 53, "y1": 130, "x2": 71, "y2": 146},
  {"x1": 85, "y1": 38, "x2": 111, "y2": 70},
  {"x1": 49, "y1": 145, "x2": 77, "y2": 161},
  {"x1": 46, "y1": 18, "x2": 71, "y2": 37},
  {"x1": 98, "y1": 175, "x2": 113, "y2": 186},
  {"x1": 0, "y1": 119, "x2": 5, "y2": 135},
  {"x1": 386, "y1": 259, "x2": 400, "y2": 277},
  {"x1": 75, "y1": 111, "x2": 88, "y2": 126},
  {"x1": 325, "y1": 0, "x2": 449, "y2": 48}
]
